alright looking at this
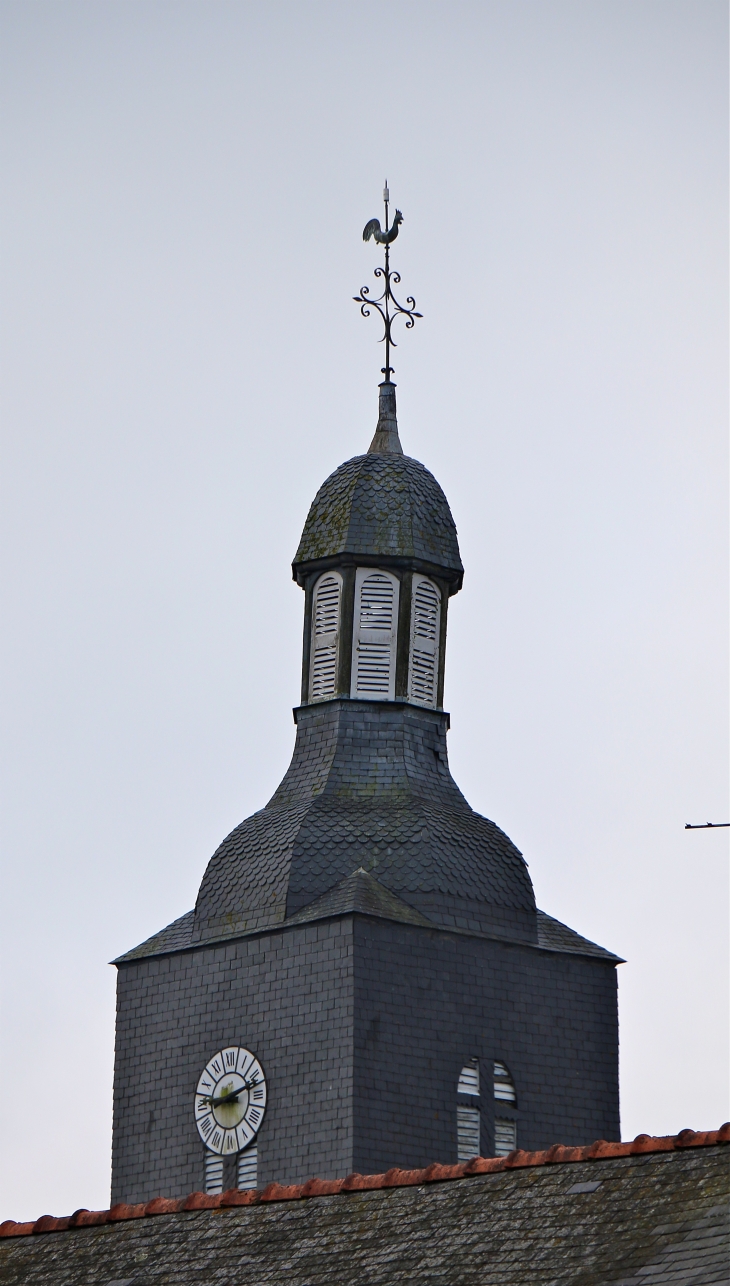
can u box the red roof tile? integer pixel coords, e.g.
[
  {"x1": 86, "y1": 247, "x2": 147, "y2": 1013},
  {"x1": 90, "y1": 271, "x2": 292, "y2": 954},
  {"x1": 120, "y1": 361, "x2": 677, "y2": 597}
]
[{"x1": 1, "y1": 1125, "x2": 727, "y2": 1239}]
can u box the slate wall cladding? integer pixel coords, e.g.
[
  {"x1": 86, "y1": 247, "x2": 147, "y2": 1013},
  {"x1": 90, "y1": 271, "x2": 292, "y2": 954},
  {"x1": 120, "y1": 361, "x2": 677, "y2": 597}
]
[
  {"x1": 111, "y1": 921, "x2": 355, "y2": 1206},
  {"x1": 112, "y1": 913, "x2": 619, "y2": 1203},
  {"x1": 351, "y1": 919, "x2": 620, "y2": 1177}
]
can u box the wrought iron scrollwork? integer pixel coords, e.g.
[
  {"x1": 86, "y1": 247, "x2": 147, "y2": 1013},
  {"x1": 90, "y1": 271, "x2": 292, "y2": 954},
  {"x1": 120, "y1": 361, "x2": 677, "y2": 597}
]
[{"x1": 354, "y1": 184, "x2": 422, "y2": 380}]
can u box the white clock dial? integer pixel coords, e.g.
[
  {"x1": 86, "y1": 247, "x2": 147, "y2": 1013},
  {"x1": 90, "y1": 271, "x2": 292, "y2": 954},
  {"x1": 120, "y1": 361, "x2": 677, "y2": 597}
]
[{"x1": 194, "y1": 1045, "x2": 267, "y2": 1156}]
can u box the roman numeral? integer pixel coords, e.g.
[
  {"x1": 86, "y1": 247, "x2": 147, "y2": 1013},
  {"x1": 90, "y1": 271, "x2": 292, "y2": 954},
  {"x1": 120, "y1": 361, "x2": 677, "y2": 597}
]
[{"x1": 252, "y1": 1088, "x2": 264, "y2": 1101}]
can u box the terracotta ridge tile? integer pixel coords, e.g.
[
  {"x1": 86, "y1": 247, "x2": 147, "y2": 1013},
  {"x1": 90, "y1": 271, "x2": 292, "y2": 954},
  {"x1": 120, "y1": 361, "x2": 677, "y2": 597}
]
[
  {"x1": 183, "y1": 1192, "x2": 221, "y2": 1211},
  {"x1": 260, "y1": 1182, "x2": 306, "y2": 1201},
  {"x1": 32, "y1": 1215, "x2": 71, "y2": 1234},
  {"x1": 220, "y1": 1188, "x2": 259, "y2": 1207},
  {"x1": 145, "y1": 1197, "x2": 186, "y2": 1215},
  {"x1": 107, "y1": 1203, "x2": 146, "y2": 1221},
  {"x1": 71, "y1": 1210, "x2": 108, "y2": 1227},
  {"x1": 2, "y1": 1125, "x2": 727, "y2": 1237}
]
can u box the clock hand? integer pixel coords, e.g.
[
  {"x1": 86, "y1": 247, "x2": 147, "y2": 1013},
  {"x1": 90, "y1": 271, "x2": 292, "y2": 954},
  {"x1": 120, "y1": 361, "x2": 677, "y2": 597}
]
[{"x1": 199, "y1": 1076, "x2": 259, "y2": 1108}]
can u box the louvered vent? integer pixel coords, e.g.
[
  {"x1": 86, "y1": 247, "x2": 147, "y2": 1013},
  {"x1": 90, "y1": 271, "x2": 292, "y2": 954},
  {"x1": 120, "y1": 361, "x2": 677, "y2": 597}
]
[
  {"x1": 457, "y1": 1107, "x2": 481, "y2": 1161},
  {"x1": 494, "y1": 1118, "x2": 517, "y2": 1157},
  {"x1": 408, "y1": 575, "x2": 441, "y2": 707},
  {"x1": 457, "y1": 1062, "x2": 480, "y2": 1096},
  {"x1": 351, "y1": 569, "x2": 399, "y2": 700},
  {"x1": 236, "y1": 1144, "x2": 257, "y2": 1190},
  {"x1": 310, "y1": 572, "x2": 342, "y2": 701},
  {"x1": 493, "y1": 1061, "x2": 517, "y2": 1103},
  {"x1": 204, "y1": 1150, "x2": 224, "y2": 1195}
]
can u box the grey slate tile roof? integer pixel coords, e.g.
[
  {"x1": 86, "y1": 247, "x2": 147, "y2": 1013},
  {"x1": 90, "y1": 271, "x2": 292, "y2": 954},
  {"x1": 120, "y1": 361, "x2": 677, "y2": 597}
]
[
  {"x1": 292, "y1": 452, "x2": 464, "y2": 580},
  {"x1": 190, "y1": 704, "x2": 542, "y2": 946},
  {"x1": 285, "y1": 867, "x2": 436, "y2": 928},
  {"x1": 113, "y1": 909, "x2": 195, "y2": 962},
  {"x1": 113, "y1": 885, "x2": 618, "y2": 965},
  {"x1": 536, "y1": 910, "x2": 622, "y2": 962},
  {"x1": 191, "y1": 700, "x2": 537, "y2": 945},
  {"x1": 2, "y1": 1139, "x2": 727, "y2": 1284}
]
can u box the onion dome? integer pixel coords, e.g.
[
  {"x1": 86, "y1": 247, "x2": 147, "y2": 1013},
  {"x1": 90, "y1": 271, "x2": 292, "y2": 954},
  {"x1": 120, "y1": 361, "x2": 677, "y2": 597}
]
[{"x1": 293, "y1": 383, "x2": 463, "y2": 591}]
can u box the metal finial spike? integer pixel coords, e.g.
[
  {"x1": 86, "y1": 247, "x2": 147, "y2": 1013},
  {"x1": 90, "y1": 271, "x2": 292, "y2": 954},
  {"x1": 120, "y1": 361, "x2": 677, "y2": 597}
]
[
  {"x1": 354, "y1": 188, "x2": 422, "y2": 392},
  {"x1": 383, "y1": 180, "x2": 389, "y2": 203}
]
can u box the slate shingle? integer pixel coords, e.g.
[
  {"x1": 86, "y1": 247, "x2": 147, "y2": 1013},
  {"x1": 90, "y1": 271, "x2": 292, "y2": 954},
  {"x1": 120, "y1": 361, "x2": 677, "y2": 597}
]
[
  {"x1": 293, "y1": 452, "x2": 464, "y2": 580},
  {"x1": 2, "y1": 1143, "x2": 727, "y2": 1285},
  {"x1": 190, "y1": 700, "x2": 537, "y2": 946}
]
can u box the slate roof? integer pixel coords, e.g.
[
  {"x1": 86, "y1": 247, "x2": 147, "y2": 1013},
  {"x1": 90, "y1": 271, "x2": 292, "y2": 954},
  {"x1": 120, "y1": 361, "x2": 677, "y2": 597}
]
[
  {"x1": 285, "y1": 867, "x2": 436, "y2": 928},
  {"x1": 189, "y1": 700, "x2": 540, "y2": 946},
  {"x1": 2, "y1": 1129, "x2": 727, "y2": 1284},
  {"x1": 536, "y1": 909, "x2": 621, "y2": 961},
  {"x1": 113, "y1": 883, "x2": 618, "y2": 965},
  {"x1": 292, "y1": 452, "x2": 464, "y2": 582}
]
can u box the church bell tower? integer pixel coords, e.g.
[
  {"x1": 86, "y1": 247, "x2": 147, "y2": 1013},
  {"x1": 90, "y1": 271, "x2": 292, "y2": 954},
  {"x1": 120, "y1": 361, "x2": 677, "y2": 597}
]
[{"x1": 110, "y1": 195, "x2": 621, "y2": 1204}]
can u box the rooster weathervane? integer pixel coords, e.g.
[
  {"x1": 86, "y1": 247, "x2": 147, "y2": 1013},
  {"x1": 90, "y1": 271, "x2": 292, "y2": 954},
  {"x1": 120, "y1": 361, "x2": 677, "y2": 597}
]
[{"x1": 354, "y1": 181, "x2": 422, "y2": 381}]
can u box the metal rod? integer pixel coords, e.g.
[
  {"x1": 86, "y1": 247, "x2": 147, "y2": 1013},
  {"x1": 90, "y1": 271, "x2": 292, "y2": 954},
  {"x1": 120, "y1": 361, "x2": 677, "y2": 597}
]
[
  {"x1": 685, "y1": 822, "x2": 730, "y2": 829},
  {"x1": 354, "y1": 186, "x2": 422, "y2": 384},
  {"x1": 384, "y1": 242, "x2": 391, "y2": 380}
]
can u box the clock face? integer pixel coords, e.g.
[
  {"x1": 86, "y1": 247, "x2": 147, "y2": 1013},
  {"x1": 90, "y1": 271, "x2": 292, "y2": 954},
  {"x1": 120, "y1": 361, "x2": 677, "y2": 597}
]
[{"x1": 194, "y1": 1046, "x2": 267, "y2": 1156}]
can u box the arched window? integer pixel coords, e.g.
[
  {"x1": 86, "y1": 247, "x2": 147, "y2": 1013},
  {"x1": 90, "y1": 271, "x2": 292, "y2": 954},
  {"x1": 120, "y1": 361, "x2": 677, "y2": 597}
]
[
  {"x1": 456, "y1": 1060, "x2": 480, "y2": 1161},
  {"x1": 351, "y1": 569, "x2": 399, "y2": 700},
  {"x1": 408, "y1": 575, "x2": 441, "y2": 707},
  {"x1": 310, "y1": 572, "x2": 342, "y2": 701},
  {"x1": 493, "y1": 1061, "x2": 517, "y2": 1157}
]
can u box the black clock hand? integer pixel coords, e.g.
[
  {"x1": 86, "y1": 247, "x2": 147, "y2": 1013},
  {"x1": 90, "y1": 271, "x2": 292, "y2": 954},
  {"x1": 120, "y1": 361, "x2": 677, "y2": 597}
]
[
  {"x1": 199, "y1": 1076, "x2": 259, "y2": 1108},
  {"x1": 203, "y1": 1088, "x2": 243, "y2": 1107}
]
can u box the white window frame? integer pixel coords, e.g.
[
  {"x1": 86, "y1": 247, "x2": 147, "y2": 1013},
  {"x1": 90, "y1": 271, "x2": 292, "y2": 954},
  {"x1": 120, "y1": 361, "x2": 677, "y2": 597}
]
[
  {"x1": 351, "y1": 568, "x2": 400, "y2": 701},
  {"x1": 408, "y1": 574, "x2": 441, "y2": 708},
  {"x1": 309, "y1": 571, "x2": 343, "y2": 702}
]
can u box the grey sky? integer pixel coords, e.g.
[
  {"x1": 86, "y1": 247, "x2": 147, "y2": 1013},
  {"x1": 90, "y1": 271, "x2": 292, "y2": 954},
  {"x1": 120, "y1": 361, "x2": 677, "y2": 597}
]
[{"x1": 1, "y1": 0, "x2": 727, "y2": 1221}]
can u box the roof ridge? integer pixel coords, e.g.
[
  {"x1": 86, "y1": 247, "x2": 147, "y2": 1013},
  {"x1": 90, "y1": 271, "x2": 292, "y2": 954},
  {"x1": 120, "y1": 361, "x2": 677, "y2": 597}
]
[
  {"x1": 3, "y1": 1125, "x2": 727, "y2": 1238},
  {"x1": 285, "y1": 867, "x2": 435, "y2": 929}
]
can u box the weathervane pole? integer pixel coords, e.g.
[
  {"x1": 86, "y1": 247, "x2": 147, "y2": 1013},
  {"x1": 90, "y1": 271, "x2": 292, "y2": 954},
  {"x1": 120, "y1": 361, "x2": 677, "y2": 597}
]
[
  {"x1": 354, "y1": 182, "x2": 422, "y2": 386},
  {"x1": 382, "y1": 181, "x2": 392, "y2": 381}
]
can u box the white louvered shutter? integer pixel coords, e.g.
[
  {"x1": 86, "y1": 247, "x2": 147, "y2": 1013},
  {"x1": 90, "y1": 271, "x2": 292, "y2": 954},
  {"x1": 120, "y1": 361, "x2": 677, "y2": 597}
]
[
  {"x1": 204, "y1": 1151, "x2": 224, "y2": 1195},
  {"x1": 351, "y1": 569, "x2": 399, "y2": 700},
  {"x1": 493, "y1": 1061, "x2": 517, "y2": 1157},
  {"x1": 493, "y1": 1061, "x2": 517, "y2": 1103},
  {"x1": 494, "y1": 1119, "x2": 517, "y2": 1157},
  {"x1": 457, "y1": 1107, "x2": 481, "y2": 1161},
  {"x1": 310, "y1": 572, "x2": 342, "y2": 701},
  {"x1": 456, "y1": 1061, "x2": 480, "y2": 1161},
  {"x1": 408, "y1": 575, "x2": 441, "y2": 707},
  {"x1": 457, "y1": 1062, "x2": 480, "y2": 1096},
  {"x1": 236, "y1": 1144, "x2": 257, "y2": 1190}
]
